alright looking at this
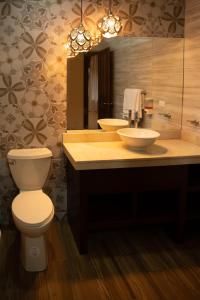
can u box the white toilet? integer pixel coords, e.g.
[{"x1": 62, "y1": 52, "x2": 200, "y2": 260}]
[{"x1": 7, "y1": 148, "x2": 54, "y2": 272}]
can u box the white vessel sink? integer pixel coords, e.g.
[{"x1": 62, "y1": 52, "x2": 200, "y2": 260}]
[
  {"x1": 117, "y1": 128, "x2": 160, "y2": 149},
  {"x1": 97, "y1": 119, "x2": 129, "y2": 131}
]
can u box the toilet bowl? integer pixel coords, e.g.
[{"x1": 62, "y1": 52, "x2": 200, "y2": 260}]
[{"x1": 7, "y1": 148, "x2": 54, "y2": 272}]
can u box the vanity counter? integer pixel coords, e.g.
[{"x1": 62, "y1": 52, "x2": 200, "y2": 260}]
[
  {"x1": 63, "y1": 130, "x2": 200, "y2": 253},
  {"x1": 63, "y1": 132, "x2": 200, "y2": 170}
]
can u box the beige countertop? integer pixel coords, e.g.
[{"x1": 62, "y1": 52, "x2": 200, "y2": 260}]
[{"x1": 63, "y1": 130, "x2": 200, "y2": 170}]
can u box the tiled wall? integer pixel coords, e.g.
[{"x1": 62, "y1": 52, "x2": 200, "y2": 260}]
[
  {"x1": 0, "y1": 0, "x2": 185, "y2": 224},
  {"x1": 182, "y1": 0, "x2": 200, "y2": 144},
  {"x1": 111, "y1": 37, "x2": 153, "y2": 117},
  {"x1": 151, "y1": 37, "x2": 184, "y2": 138}
]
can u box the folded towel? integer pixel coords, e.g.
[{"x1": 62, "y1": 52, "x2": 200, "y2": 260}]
[{"x1": 123, "y1": 89, "x2": 144, "y2": 120}]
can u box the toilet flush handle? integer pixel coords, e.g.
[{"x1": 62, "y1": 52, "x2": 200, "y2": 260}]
[{"x1": 8, "y1": 159, "x2": 16, "y2": 165}]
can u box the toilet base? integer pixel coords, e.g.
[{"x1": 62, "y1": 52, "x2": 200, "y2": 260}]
[{"x1": 21, "y1": 234, "x2": 47, "y2": 272}]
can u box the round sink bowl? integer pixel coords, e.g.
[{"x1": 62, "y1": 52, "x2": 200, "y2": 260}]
[
  {"x1": 97, "y1": 119, "x2": 129, "y2": 131},
  {"x1": 117, "y1": 128, "x2": 160, "y2": 149}
]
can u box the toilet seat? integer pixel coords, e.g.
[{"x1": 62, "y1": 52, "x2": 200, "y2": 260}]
[{"x1": 12, "y1": 190, "x2": 54, "y2": 228}]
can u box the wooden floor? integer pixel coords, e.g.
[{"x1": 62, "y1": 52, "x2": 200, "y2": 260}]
[{"x1": 0, "y1": 218, "x2": 200, "y2": 300}]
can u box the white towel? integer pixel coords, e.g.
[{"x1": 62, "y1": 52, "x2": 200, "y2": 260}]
[{"x1": 123, "y1": 89, "x2": 144, "y2": 120}]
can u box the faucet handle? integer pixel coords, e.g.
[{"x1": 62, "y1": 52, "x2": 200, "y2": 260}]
[
  {"x1": 187, "y1": 119, "x2": 200, "y2": 127},
  {"x1": 159, "y1": 112, "x2": 172, "y2": 119}
]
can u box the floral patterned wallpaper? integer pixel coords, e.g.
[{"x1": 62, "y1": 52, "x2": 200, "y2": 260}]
[{"x1": 0, "y1": 0, "x2": 184, "y2": 224}]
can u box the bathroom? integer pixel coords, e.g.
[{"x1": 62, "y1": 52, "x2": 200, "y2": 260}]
[{"x1": 1, "y1": 0, "x2": 200, "y2": 298}]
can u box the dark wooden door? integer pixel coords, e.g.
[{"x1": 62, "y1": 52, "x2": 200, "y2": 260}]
[
  {"x1": 97, "y1": 48, "x2": 112, "y2": 119},
  {"x1": 67, "y1": 54, "x2": 84, "y2": 129}
]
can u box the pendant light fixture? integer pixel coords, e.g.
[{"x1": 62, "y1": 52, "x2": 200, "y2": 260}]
[
  {"x1": 64, "y1": 42, "x2": 78, "y2": 58},
  {"x1": 67, "y1": 0, "x2": 93, "y2": 53},
  {"x1": 97, "y1": 0, "x2": 122, "y2": 38}
]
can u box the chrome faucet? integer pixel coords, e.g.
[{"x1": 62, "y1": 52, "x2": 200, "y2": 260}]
[
  {"x1": 122, "y1": 110, "x2": 141, "y2": 127},
  {"x1": 134, "y1": 111, "x2": 140, "y2": 128},
  {"x1": 128, "y1": 109, "x2": 132, "y2": 127},
  {"x1": 122, "y1": 109, "x2": 132, "y2": 127}
]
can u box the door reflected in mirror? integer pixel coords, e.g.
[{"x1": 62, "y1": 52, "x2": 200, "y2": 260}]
[{"x1": 67, "y1": 36, "x2": 184, "y2": 137}]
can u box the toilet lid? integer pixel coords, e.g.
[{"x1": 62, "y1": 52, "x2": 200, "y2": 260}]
[
  {"x1": 7, "y1": 148, "x2": 52, "y2": 160},
  {"x1": 12, "y1": 191, "x2": 54, "y2": 227}
]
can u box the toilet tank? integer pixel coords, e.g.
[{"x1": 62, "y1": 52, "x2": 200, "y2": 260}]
[{"x1": 7, "y1": 148, "x2": 52, "y2": 191}]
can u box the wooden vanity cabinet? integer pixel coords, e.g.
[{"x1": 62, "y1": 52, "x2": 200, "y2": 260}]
[
  {"x1": 66, "y1": 158, "x2": 189, "y2": 254},
  {"x1": 187, "y1": 164, "x2": 200, "y2": 220}
]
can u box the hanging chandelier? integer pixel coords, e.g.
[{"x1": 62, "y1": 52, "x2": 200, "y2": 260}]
[
  {"x1": 67, "y1": 0, "x2": 93, "y2": 53},
  {"x1": 64, "y1": 42, "x2": 78, "y2": 58},
  {"x1": 97, "y1": 0, "x2": 122, "y2": 38}
]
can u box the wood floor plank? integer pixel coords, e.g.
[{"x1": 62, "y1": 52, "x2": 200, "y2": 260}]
[
  {"x1": 93, "y1": 232, "x2": 161, "y2": 300},
  {"x1": 90, "y1": 239, "x2": 137, "y2": 300},
  {"x1": 0, "y1": 228, "x2": 50, "y2": 300},
  {"x1": 1, "y1": 218, "x2": 200, "y2": 300},
  {"x1": 118, "y1": 228, "x2": 200, "y2": 300},
  {"x1": 60, "y1": 219, "x2": 109, "y2": 300}
]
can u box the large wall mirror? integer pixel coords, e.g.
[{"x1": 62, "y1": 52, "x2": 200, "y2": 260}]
[{"x1": 67, "y1": 36, "x2": 184, "y2": 137}]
